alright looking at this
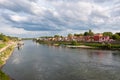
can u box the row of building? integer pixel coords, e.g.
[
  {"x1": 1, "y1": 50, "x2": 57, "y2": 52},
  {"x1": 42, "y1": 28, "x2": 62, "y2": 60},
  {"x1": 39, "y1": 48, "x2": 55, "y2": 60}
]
[{"x1": 37, "y1": 33, "x2": 113, "y2": 42}]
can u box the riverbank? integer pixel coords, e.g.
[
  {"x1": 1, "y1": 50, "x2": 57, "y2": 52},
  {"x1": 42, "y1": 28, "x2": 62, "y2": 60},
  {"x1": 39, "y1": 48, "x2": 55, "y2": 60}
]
[
  {"x1": 0, "y1": 43, "x2": 6, "y2": 49},
  {"x1": 0, "y1": 42, "x2": 16, "y2": 80},
  {"x1": 0, "y1": 70, "x2": 11, "y2": 80},
  {"x1": 66, "y1": 45, "x2": 95, "y2": 49},
  {"x1": 0, "y1": 42, "x2": 16, "y2": 68},
  {"x1": 3, "y1": 40, "x2": 120, "y2": 80},
  {"x1": 36, "y1": 40, "x2": 120, "y2": 50},
  {"x1": 0, "y1": 45, "x2": 15, "y2": 68}
]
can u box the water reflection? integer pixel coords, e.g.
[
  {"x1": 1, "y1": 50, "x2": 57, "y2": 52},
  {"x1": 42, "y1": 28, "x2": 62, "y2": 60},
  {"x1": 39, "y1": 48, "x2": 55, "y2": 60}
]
[
  {"x1": 112, "y1": 51, "x2": 120, "y2": 56},
  {"x1": 2, "y1": 40, "x2": 120, "y2": 80},
  {"x1": 17, "y1": 45, "x2": 23, "y2": 50}
]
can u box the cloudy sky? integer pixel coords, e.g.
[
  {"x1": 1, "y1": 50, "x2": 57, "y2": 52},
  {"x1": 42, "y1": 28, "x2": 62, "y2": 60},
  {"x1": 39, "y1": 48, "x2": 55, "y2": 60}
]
[{"x1": 0, "y1": 0, "x2": 120, "y2": 37}]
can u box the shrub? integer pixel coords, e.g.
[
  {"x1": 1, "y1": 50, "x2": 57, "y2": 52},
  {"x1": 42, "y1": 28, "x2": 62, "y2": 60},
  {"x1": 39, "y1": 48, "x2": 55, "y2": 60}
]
[{"x1": 71, "y1": 41, "x2": 78, "y2": 45}]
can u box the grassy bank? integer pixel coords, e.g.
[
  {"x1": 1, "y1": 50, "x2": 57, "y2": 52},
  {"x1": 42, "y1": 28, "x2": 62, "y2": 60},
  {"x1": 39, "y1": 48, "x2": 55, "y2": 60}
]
[
  {"x1": 36, "y1": 40, "x2": 80, "y2": 46},
  {"x1": 36, "y1": 40, "x2": 120, "y2": 50},
  {"x1": 83, "y1": 43, "x2": 120, "y2": 50},
  {"x1": 0, "y1": 44, "x2": 6, "y2": 49},
  {"x1": 0, "y1": 70, "x2": 11, "y2": 80},
  {"x1": 0, "y1": 46, "x2": 14, "y2": 80},
  {"x1": 0, "y1": 46, "x2": 14, "y2": 68}
]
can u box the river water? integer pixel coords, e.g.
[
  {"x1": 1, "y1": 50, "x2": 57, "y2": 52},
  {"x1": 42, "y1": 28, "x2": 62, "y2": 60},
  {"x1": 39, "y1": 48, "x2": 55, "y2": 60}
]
[{"x1": 2, "y1": 40, "x2": 120, "y2": 80}]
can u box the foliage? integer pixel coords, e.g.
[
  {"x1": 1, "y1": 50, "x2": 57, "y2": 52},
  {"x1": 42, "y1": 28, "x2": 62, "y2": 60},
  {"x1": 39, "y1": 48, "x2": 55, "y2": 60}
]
[
  {"x1": 0, "y1": 33, "x2": 4, "y2": 40},
  {"x1": 0, "y1": 70, "x2": 11, "y2": 80},
  {"x1": 68, "y1": 33, "x2": 73, "y2": 37},
  {"x1": 103, "y1": 32, "x2": 113, "y2": 38},
  {"x1": 84, "y1": 42, "x2": 120, "y2": 49},
  {"x1": 54, "y1": 35, "x2": 60, "y2": 38},
  {"x1": 3, "y1": 36, "x2": 9, "y2": 42},
  {"x1": 74, "y1": 33, "x2": 83, "y2": 36},
  {"x1": 84, "y1": 29, "x2": 94, "y2": 36},
  {"x1": 107, "y1": 43, "x2": 111, "y2": 49},
  {"x1": 0, "y1": 46, "x2": 14, "y2": 80},
  {"x1": 71, "y1": 41, "x2": 78, "y2": 45},
  {"x1": 112, "y1": 34, "x2": 120, "y2": 40},
  {"x1": 0, "y1": 44, "x2": 6, "y2": 49},
  {"x1": 116, "y1": 32, "x2": 120, "y2": 36},
  {"x1": 40, "y1": 36, "x2": 52, "y2": 38},
  {"x1": 0, "y1": 46, "x2": 14, "y2": 66},
  {"x1": 0, "y1": 33, "x2": 18, "y2": 42},
  {"x1": 84, "y1": 32, "x2": 89, "y2": 36},
  {"x1": 88, "y1": 29, "x2": 94, "y2": 36}
]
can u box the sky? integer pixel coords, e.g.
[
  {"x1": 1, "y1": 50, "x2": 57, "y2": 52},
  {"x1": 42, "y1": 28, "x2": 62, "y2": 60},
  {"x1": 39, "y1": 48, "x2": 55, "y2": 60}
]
[{"x1": 0, "y1": 0, "x2": 120, "y2": 38}]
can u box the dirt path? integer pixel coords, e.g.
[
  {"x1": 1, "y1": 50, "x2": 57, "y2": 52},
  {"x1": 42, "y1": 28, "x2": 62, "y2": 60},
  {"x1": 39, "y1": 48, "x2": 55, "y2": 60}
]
[{"x1": 0, "y1": 42, "x2": 15, "y2": 53}]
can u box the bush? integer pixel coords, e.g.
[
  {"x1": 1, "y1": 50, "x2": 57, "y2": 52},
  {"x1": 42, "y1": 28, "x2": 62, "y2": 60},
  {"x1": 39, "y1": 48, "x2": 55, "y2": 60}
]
[{"x1": 71, "y1": 41, "x2": 78, "y2": 45}]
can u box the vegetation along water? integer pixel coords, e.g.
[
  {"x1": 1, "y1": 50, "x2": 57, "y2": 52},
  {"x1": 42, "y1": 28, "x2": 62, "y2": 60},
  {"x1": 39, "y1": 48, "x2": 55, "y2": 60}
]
[{"x1": 1, "y1": 40, "x2": 120, "y2": 80}]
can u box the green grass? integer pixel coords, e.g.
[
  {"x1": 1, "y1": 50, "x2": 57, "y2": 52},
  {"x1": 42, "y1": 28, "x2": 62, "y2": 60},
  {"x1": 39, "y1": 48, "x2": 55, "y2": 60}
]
[
  {"x1": 37, "y1": 40, "x2": 120, "y2": 50},
  {"x1": 0, "y1": 46, "x2": 14, "y2": 80},
  {"x1": 0, "y1": 60, "x2": 4, "y2": 66},
  {"x1": 83, "y1": 43, "x2": 103, "y2": 48},
  {"x1": 111, "y1": 44, "x2": 120, "y2": 48},
  {"x1": 83, "y1": 43, "x2": 120, "y2": 49},
  {"x1": 0, "y1": 44, "x2": 6, "y2": 49},
  {"x1": 0, "y1": 70, "x2": 11, "y2": 80},
  {"x1": 0, "y1": 46, "x2": 13, "y2": 66}
]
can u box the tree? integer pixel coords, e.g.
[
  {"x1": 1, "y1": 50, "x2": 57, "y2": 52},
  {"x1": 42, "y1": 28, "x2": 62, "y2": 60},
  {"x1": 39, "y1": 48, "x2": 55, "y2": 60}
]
[
  {"x1": 54, "y1": 35, "x2": 60, "y2": 41},
  {"x1": 68, "y1": 33, "x2": 73, "y2": 38},
  {"x1": 84, "y1": 32, "x2": 89, "y2": 36},
  {"x1": 71, "y1": 41, "x2": 78, "y2": 45},
  {"x1": 103, "y1": 32, "x2": 113, "y2": 38},
  {"x1": 0, "y1": 33, "x2": 17, "y2": 42},
  {"x1": 3, "y1": 36, "x2": 9, "y2": 42},
  {"x1": 88, "y1": 29, "x2": 94, "y2": 36},
  {"x1": 68, "y1": 33, "x2": 73, "y2": 41},
  {"x1": 0, "y1": 33, "x2": 4, "y2": 40},
  {"x1": 84, "y1": 29, "x2": 94, "y2": 36},
  {"x1": 79, "y1": 33, "x2": 83, "y2": 36},
  {"x1": 116, "y1": 32, "x2": 120, "y2": 36},
  {"x1": 112, "y1": 34, "x2": 120, "y2": 40},
  {"x1": 0, "y1": 33, "x2": 11, "y2": 42},
  {"x1": 54, "y1": 35, "x2": 60, "y2": 38},
  {"x1": 74, "y1": 33, "x2": 83, "y2": 37}
]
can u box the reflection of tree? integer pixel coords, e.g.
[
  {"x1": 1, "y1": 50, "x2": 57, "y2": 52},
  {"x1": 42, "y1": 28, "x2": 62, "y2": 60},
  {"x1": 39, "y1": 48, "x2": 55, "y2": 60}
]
[{"x1": 112, "y1": 52, "x2": 120, "y2": 56}]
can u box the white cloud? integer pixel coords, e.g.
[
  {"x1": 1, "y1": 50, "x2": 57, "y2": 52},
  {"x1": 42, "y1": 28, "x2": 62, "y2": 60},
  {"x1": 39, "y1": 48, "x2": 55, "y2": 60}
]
[
  {"x1": 92, "y1": 17, "x2": 104, "y2": 25},
  {"x1": 10, "y1": 15, "x2": 28, "y2": 22},
  {"x1": 0, "y1": 0, "x2": 120, "y2": 37},
  {"x1": 0, "y1": 0, "x2": 5, "y2": 3},
  {"x1": 30, "y1": 2, "x2": 45, "y2": 15},
  {"x1": 0, "y1": 25, "x2": 27, "y2": 35}
]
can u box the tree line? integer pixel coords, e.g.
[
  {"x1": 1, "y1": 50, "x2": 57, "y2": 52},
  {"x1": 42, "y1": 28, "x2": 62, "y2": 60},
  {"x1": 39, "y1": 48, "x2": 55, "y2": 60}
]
[
  {"x1": 75, "y1": 30, "x2": 120, "y2": 40},
  {"x1": 0, "y1": 33, "x2": 18, "y2": 42},
  {"x1": 39, "y1": 30, "x2": 120, "y2": 40}
]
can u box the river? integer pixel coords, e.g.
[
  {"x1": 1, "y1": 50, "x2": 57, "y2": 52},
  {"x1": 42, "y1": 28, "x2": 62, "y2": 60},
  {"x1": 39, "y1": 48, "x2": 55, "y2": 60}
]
[{"x1": 1, "y1": 40, "x2": 120, "y2": 80}]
